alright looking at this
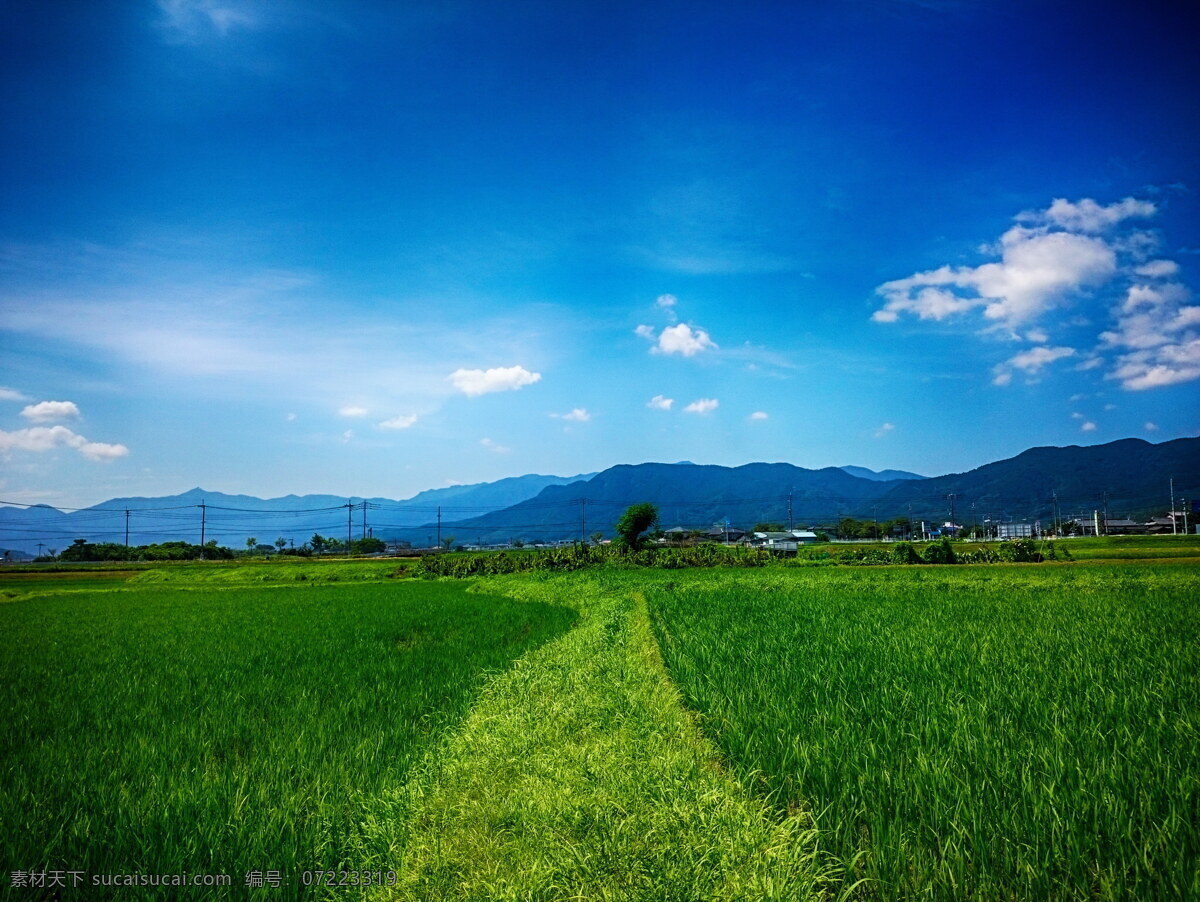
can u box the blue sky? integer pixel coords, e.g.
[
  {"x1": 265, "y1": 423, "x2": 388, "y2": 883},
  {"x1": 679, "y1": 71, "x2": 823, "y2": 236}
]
[{"x1": 2, "y1": 0, "x2": 1198, "y2": 507}]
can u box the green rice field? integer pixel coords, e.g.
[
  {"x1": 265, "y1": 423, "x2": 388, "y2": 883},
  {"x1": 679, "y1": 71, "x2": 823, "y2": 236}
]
[
  {"x1": 648, "y1": 565, "x2": 1200, "y2": 899},
  {"x1": 1, "y1": 538, "x2": 1198, "y2": 899},
  {"x1": 0, "y1": 573, "x2": 574, "y2": 898}
]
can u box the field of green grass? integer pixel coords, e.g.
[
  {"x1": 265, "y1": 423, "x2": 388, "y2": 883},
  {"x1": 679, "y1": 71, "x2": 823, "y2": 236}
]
[
  {"x1": 1, "y1": 538, "x2": 1197, "y2": 900},
  {"x1": 649, "y1": 565, "x2": 1200, "y2": 899},
  {"x1": 0, "y1": 571, "x2": 574, "y2": 899}
]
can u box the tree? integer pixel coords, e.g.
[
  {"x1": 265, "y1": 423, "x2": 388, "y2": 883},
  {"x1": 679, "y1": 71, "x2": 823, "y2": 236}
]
[
  {"x1": 441, "y1": 535, "x2": 456, "y2": 551},
  {"x1": 246, "y1": 537, "x2": 258, "y2": 554},
  {"x1": 275, "y1": 537, "x2": 287, "y2": 552},
  {"x1": 310, "y1": 534, "x2": 329, "y2": 555},
  {"x1": 590, "y1": 530, "x2": 604, "y2": 545},
  {"x1": 615, "y1": 502, "x2": 659, "y2": 551},
  {"x1": 754, "y1": 522, "x2": 785, "y2": 532}
]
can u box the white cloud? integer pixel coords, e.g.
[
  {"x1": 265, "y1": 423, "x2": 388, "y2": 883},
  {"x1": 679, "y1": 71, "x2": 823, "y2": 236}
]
[
  {"x1": 338, "y1": 405, "x2": 368, "y2": 418},
  {"x1": 378, "y1": 414, "x2": 418, "y2": 430},
  {"x1": 874, "y1": 422, "x2": 895, "y2": 438},
  {"x1": 655, "y1": 294, "x2": 678, "y2": 310},
  {"x1": 157, "y1": 0, "x2": 257, "y2": 41},
  {"x1": 1101, "y1": 281, "x2": 1200, "y2": 390},
  {"x1": 749, "y1": 411, "x2": 768, "y2": 421},
  {"x1": 20, "y1": 400, "x2": 81, "y2": 423},
  {"x1": 647, "y1": 395, "x2": 674, "y2": 411},
  {"x1": 480, "y1": 437, "x2": 511, "y2": 453},
  {"x1": 634, "y1": 324, "x2": 656, "y2": 340},
  {"x1": 1081, "y1": 421, "x2": 1097, "y2": 432},
  {"x1": 641, "y1": 323, "x2": 718, "y2": 357},
  {"x1": 874, "y1": 226, "x2": 1116, "y2": 327},
  {"x1": 0, "y1": 387, "x2": 30, "y2": 402},
  {"x1": 341, "y1": 430, "x2": 354, "y2": 443},
  {"x1": 1007, "y1": 345, "x2": 1076, "y2": 373},
  {"x1": 991, "y1": 370, "x2": 1013, "y2": 387},
  {"x1": 1145, "y1": 421, "x2": 1159, "y2": 431},
  {"x1": 683, "y1": 398, "x2": 719, "y2": 414},
  {"x1": 1025, "y1": 328, "x2": 1049, "y2": 343},
  {"x1": 1071, "y1": 412, "x2": 1084, "y2": 419},
  {"x1": 0, "y1": 426, "x2": 129, "y2": 463},
  {"x1": 550, "y1": 408, "x2": 591, "y2": 422},
  {"x1": 1135, "y1": 259, "x2": 1180, "y2": 278},
  {"x1": 1032, "y1": 197, "x2": 1156, "y2": 233},
  {"x1": 286, "y1": 412, "x2": 297, "y2": 421},
  {"x1": 448, "y1": 365, "x2": 542, "y2": 396}
]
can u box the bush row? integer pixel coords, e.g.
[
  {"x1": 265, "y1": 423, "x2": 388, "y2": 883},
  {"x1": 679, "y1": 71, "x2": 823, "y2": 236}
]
[{"x1": 415, "y1": 538, "x2": 1068, "y2": 577}]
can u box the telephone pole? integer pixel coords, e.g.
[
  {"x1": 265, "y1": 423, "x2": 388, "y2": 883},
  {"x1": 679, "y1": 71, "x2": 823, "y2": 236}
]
[
  {"x1": 125, "y1": 508, "x2": 130, "y2": 547},
  {"x1": 347, "y1": 500, "x2": 353, "y2": 550},
  {"x1": 199, "y1": 501, "x2": 206, "y2": 559},
  {"x1": 1170, "y1": 478, "x2": 1177, "y2": 535},
  {"x1": 580, "y1": 498, "x2": 587, "y2": 543},
  {"x1": 436, "y1": 506, "x2": 442, "y2": 549},
  {"x1": 362, "y1": 501, "x2": 367, "y2": 541}
]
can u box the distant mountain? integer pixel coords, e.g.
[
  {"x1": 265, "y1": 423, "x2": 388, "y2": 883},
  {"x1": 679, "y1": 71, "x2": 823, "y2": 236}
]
[
  {"x1": 388, "y1": 462, "x2": 911, "y2": 546},
  {"x1": 0, "y1": 472, "x2": 594, "y2": 555},
  {"x1": 839, "y1": 465, "x2": 926, "y2": 482},
  {"x1": 876, "y1": 437, "x2": 1200, "y2": 525}
]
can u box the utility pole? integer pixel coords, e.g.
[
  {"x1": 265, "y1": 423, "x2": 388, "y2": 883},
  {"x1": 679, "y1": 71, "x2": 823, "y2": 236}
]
[
  {"x1": 347, "y1": 500, "x2": 353, "y2": 551},
  {"x1": 1052, "y1": 492, "x2": 1060, "y2": 537},
  {"x1": 436, "y1": 506, "x2": 441, "y2": 549},
  {"x1": 787, "y1": 488, "x2": 793, "y2": 531},
  {"x1": 971, "y1": 502, "x2": 977, "y2": 538},
  {"x1": 1170, "y1": 478, "x2": 1177, "y2": 535},
  {"x1": 37, "y1": 542, "x2": 45, "y2": 559},
  {"x1": 362, "y1": 501, "x2": 367, "y2": 541},
  {"x1": 946, "y1": 492, "x2": 956, "y2": 525},
  {"x1": 580, "y1": 498, "x2": 586, "y2": 543},
  {"x1": 1102, "y1": 491, "x2": 1109, "y2": 533},
  {"x1": 125, "y1": 508, "x2": 130, "y2": 547},
  {"x1": 199, "y1": 501, "x2": 206, "y2": 559}
]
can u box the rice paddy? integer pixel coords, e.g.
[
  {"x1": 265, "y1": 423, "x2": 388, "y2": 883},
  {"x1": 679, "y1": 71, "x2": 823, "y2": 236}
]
[
  {"x1": 0, "y1": 575, "x2": 574, "y2": 899},
  {"x1": 1, "y1": 539, "x2": 1197, "y2": 899}
]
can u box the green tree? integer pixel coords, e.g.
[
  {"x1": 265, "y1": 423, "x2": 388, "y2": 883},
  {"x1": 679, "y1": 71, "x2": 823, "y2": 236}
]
[
  {"x1": 310, "y1": 534, "x2": 329, "y2": 555},
  {"x1": 275, "y1": 537, "x2": 287, "y2": 552},
  {"x1": 615, "y1": 502, "x2": 659, "y2": 551},
  {"x1": 753, "y1": 522, "x2": 785, "y2": 532},
  {"x1": 246, "y1": 537, "x2": 258, "y2": 554},
  {"x1": 590, "y1": 530, "x2": 604, "y2": 545},
  {"x1": 441, "y1": 535, "x2": 456, "y2": 551}
]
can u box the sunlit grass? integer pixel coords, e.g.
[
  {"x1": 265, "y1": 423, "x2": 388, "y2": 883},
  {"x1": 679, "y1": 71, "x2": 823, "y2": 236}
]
[
  {"x1": 649, "y1": 565, "x2": 1200, "y2": 900},
  {"x1": 0, "y1": 580, "x2": 574, "y2": 899}
]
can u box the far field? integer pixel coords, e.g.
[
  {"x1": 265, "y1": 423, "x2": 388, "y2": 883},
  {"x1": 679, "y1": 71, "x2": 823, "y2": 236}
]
[{"x1": 1, "y1": 536, "x2": 1197, "y2": 900}]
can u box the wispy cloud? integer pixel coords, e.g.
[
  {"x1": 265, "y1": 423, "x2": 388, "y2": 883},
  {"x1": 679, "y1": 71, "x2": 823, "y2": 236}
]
[
  {"x1": 874, "y1": 422, "x2": 895, "y2": 438},
  {"x1": 1080, "y1": 421, "x2": 1097, "y2": 432},
  {"x1": 156, "y1": 0, "x2": 258, "y2": 42},
  {"x1": 748, "y1": 411, "x2": 768, "y2": 421},
  {"x1": 550, "y1": 408, "x2": 591, "y2": 422},
  {"x1": 378, "y1": 414, "x2": 418, "y2": 430},
  {"x1": 0, "y1": 387, "x2": 31, "y2": 402},
  {"x1": 338, "y1": 405, "x2": 368, "y2": 418},
  {"x1": 647, "y1": 395, "x2": 674, "y2": 411},
  {"x1": 480, "y1": 437, "x2": 511, "y2": 454},
  {"x1": 448, "y1": 365, "x2": 542, "y2": 397},
  {"x1": 683, "y1": 398, "x2": 719, "y2": 414}
]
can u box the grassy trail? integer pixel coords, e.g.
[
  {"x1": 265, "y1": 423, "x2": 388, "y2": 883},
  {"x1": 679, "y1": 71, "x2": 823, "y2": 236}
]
[{"x1": 366, "y1": 573, "x2": 845, "y2": 902}]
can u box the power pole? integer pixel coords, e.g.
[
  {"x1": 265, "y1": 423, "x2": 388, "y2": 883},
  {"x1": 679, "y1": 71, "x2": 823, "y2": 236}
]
[
  {"x1": 580, "y1": 498, "x2": 586, "y2": 543},
  {"x1": 199, "y1": 501, "x2": 206, "y2": 558},
  {"x1": 1102, "y1": 491, "x2": 1109, "y2": 533},
  {"x1": 1052, "y1": 492, "x2": 1060, "y2": 536},
  {"x1": 946, "y1": 493, "x2": 956, "y2": 525},
  {"x1": 125, "y1": 508, "x2": 130, "y2": 547},
  {"x1": 1170, "y1": 478, "x2": 1177, "y2": 535},
  {"x1": 37, "y1": 542, "x2": 45, "y2": 559},
  {"x1": 436, "y1": 506, "x2": 441, "y2": 549},
  {"x1": 787, "y1": 488, "x2": 794, "y2": 531},
  {"x1": 347, "y1": 500, "x2": 353, "y2": 551},
  {"x1": 362, "y1": 501, "x2": 367, "y2": 541}
]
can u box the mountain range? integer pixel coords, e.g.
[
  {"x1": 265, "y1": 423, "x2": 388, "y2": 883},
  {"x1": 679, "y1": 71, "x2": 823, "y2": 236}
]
[{"x1": 0, "y1": 438, "x2": 1196, "y2": 555}]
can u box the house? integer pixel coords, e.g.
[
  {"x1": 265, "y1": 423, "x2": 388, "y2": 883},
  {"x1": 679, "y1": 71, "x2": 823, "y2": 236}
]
[
  {"x1": 750, "y1": 530, "x2": 819, "y2": 553},
  {"x1": 704, "y1": 524, "x2": 746, "y2": 543},
  {"x1": 994, "y1": 522, "x2": 1034, "y2": 539}
]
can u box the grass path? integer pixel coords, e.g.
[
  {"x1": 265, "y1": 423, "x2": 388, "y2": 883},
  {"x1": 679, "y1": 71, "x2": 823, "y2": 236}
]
[{"x1": 364, "y1": 572, "x2": 847, "y2": 901}]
